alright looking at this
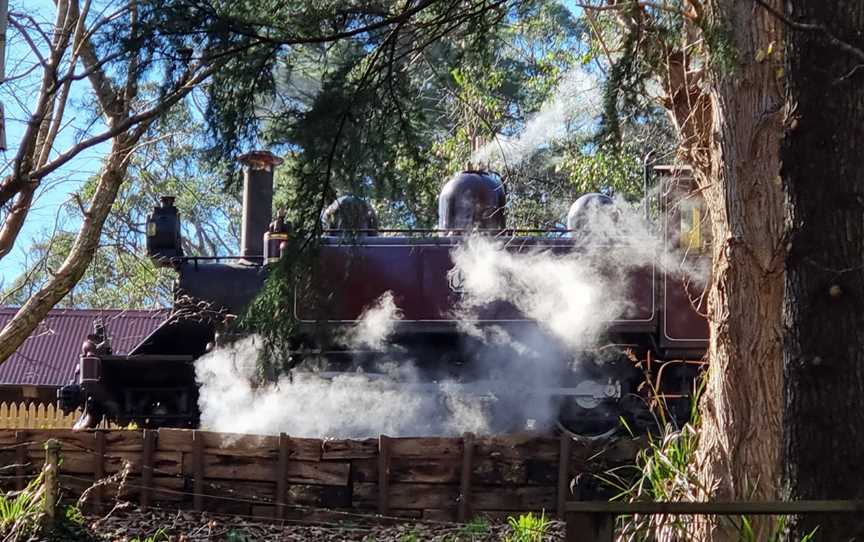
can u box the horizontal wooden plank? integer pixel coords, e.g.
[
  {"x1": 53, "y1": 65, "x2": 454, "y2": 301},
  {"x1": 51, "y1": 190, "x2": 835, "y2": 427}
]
[
  {"x1": 471, "y1": 485, "x2": 556, "y2": 511},
  {"x1": 0, "y1": 429, "x2": 142, "y2": 452},
  {"x1": 354, "y1": 483, "x2": 460, "y2": 510},
  {"x1": 182, "y1": 454, "x2": 349, "y2": 485},
  {"x1": 182, "y1": 453, "x2": 275, "y2": 481},
  {"x1": 59, "y1": 474, "x2": 186, "y2": 503},
  {"x1": 159, "y1": 429, "x2": 278, "y2": 457},
  {"x1": 354, "y1": 456, "x2": 537, "y2": 485},
  {"x1": 284, "y1": 459, "x2": 350, "y2": 486},
  {"x1": 33, "y1": 450, "x2": 182, "y2": 476},
  {"x1": 475, "y1": 434, "x2": 560, "y2": 461},
  {"x1": 159, "y1": 429, "x2": 323, "y2": 461},
  {"x1": 321, "y1": 438, "x2": 378, "y2": 459},
  {"x1": 199, "y1": 480, "x2": 275, "y2": 505},
  {"x1": 209, "y1": 480, "x2": 351, "y2": 508},
  {"x1": 388, "y1": 438, "x2": 462, "y2": 458}
]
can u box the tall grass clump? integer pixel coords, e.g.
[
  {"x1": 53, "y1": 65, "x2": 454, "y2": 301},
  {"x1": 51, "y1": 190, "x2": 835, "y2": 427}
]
[
  {"x1": 600, "y1": 375, "x2": 819, "y2": 541},
  {"x1": 599, "y1": 379, "x2": 707, "y2": 541},
  {"x1": 0, "y1": 474, "x2": 46, "y2": 540}
]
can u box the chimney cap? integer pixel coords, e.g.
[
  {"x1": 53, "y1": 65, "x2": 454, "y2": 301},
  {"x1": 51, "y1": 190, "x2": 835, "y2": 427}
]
[{"x1": 238, "y1": 150, "x2": 284, "y2": 170}]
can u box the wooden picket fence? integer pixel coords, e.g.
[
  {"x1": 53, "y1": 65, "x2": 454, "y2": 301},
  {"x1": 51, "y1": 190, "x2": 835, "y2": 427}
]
[
  {"x1": 0, "y1": 402, "x2": 81, "y2": 428},
  {"x1": 0, "y1": 402, "x2": 115, "y2": 429}
]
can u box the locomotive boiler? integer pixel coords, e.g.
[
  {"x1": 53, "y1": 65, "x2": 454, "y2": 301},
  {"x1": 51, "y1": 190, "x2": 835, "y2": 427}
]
[{"x1": 58, "y1": 151, "x2": 709, "y2": 436}]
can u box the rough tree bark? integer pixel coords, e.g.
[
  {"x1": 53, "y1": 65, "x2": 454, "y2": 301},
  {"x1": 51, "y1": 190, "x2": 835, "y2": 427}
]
[
  {"x1": 587, "y1": 3, "x2": 786, "y2": 538},
  {"x1": 781, "y1": 1, "x2": 864, "y2": 540},
  {"x1": 687, "y1": 2, "x2": 787, "y2": 539},
  {"x1": 648, "y1": 1, "x2": 787, "y2": 539}
]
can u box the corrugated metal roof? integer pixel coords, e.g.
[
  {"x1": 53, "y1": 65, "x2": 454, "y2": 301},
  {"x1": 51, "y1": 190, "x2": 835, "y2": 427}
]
[{"x1": 0, "y1": 308, "x2": 168, "y2": 387}]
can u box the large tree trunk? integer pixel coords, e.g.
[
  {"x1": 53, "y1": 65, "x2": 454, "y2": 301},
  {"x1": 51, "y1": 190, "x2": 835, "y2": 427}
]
[
  {"x1": 688, "y1": 1, "x2": 787, "y2": 539},
  {"x1": 782, "y1": 2, "x2": 864, "y2": 540}
]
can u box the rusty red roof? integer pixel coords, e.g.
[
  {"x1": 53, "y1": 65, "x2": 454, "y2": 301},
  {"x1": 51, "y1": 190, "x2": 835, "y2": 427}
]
[{"x1": 0, "y1": 308, "x2": 168, "y2": 387}]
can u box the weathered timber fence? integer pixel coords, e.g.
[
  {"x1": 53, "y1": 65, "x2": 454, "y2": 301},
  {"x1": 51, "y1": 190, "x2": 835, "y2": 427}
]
[
  {"x1": 0, "y1": 428, "x2": 640, "y2": 523},
  {"x1": 564, "y1": 500, "x2": 864, "y2": 542}
]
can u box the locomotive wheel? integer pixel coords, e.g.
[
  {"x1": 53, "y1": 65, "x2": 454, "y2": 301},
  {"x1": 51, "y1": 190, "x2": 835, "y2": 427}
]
[{"x1": 556, "y1": 398, "x2": 622, "y2": 440}]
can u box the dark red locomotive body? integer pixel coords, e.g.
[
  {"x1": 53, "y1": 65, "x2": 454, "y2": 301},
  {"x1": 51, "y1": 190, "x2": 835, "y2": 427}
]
[{"x1": 59, "y1": 154, "x2": 708, "y2": 434}]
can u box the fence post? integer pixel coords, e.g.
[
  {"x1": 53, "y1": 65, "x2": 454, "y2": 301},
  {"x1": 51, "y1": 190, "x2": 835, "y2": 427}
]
[
  {"x1": 378, "y1": 435, "x2": 391, "y2": 515},
  {"x1": 140, "y1": 429, "x2": 154, "y2": 509},
  {"x1": 14, "y1": 430, "x2": 25, "y2": 490},
  {"x1": 458, "y1": 432, "x2": 475, "y2": 522},
  {"x1": 557, "y1": 432, "x2": 572, "y2": 519},
  {"x1": 565, "y1": 511, "x2": 614, "y2": 542},
  {"x1": 276, "y1": 433, "x2": 289, "y2": 520},
  {"x1": 192, "y1": 430, "x2": 204, "y2": 512},
  {"x1": 94, "y1": 431, "x2": 105, "y2": 512},
  {"x1": 42, "y1": 439, "x2": 60, "y2": 527}
]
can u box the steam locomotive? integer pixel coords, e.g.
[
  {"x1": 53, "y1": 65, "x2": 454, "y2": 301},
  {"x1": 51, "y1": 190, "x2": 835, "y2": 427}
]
[{"x1": 58, "y1": 151, "x2": 709, "y2": 435}]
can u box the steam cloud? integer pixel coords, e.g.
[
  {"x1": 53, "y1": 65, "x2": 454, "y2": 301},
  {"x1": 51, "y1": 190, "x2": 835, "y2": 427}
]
[
  {"x1": 196, "y1": 335, "x2": 494, "y2": 438},
  {"x1": 195, "y1": 198, "x2": 704, "y2": 438},
  {"x1": 340, "y1": 291, "x2": 401, "y2": 350},
  {"x1": 471, "y1": 68, "x2": 602, "y2": 168}
]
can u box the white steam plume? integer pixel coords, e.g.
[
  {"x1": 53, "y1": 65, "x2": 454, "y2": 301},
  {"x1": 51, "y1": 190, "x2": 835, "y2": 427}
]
[
  {"x1": 196, "y1": 337, "x2": 489, "y2": 437},
  {"x1": 196, "y1": 293, "x2": 495, "y2": 438},
  {"x1": 451, "y1": 197, "x2": 708, "y2": 350},
  {"x1": 340, "y1": 291, "x2": 401, "y2": 350},
  {"x1": 471, "y1": 68, "x2": 602, "y2": 168},
  {"x1": 450, "y1": 239, "x2": 619, "y2": 350}
]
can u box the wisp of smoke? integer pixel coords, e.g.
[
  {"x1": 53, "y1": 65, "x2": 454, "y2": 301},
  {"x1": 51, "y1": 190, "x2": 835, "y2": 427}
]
[
  {"x1": 450, "y1": 238, "x2": 620, "y2": 350},
  {"x1": 471, "y1": 68, "x2": 602, "y2": 168},
  {"x1": 340, "y1": 291, "x2": 401, "y2": 350}
]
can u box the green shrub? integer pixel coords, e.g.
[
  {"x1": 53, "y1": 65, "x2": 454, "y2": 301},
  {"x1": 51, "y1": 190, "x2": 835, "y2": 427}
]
[{"x1": 506, "y1": 511, "x2": 551, "y2": 542}]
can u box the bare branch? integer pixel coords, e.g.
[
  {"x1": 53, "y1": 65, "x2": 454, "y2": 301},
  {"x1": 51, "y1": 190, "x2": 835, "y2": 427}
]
[
  {"x1": 7, "y1": 16, "x2": 48, "y2": 66},
  {"x1": 573, "y1": 1, "x2": 687, "y2": 16}
]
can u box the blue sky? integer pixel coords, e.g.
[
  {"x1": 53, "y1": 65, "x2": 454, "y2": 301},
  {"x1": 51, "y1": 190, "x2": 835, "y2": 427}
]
[{"x1": 0, "y1": 0, "x2": 108, "y2": 285}]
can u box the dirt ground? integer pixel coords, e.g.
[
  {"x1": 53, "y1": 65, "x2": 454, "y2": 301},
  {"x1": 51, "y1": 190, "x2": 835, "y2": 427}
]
[{"x1": 79, "y1": 505, "x2": 565, "y2": 541}]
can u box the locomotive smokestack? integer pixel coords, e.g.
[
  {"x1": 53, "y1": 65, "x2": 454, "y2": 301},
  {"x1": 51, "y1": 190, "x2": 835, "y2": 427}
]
[{"x1": 238, "y1": 150, "x2": 283, "y2": 259}]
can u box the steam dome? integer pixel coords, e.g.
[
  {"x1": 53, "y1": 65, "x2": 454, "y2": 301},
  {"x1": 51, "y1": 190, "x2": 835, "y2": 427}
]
[
  {"x1": 566, "y1": 193, "x2": 614, "y2": 232},
  {"x1": 322, "y1": 195, "x2": 379, "y2": 235},
  {"x1": 438, "y1": 171, "x2": 506, "y2": 233}
]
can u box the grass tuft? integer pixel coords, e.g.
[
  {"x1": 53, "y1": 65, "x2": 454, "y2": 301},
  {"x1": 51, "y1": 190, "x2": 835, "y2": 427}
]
[
  {"x1": 0, "y1": 474, "x2": 45, "y2": 539},
  {"x1": 506, "y1": 511, "x2": 551, "y2": 542}
]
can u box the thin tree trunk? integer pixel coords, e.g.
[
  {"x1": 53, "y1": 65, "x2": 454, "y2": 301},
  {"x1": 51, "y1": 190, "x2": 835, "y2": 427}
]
[
  {"x1": 0, "y1": 136, "x2": 132, "y2": 361},
  {"x1": 690, "y1": 1, "x2": 787, "y2": 539},
  {"x1": 782, "y1": 2, "x2": 864, "y2": 540}
]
